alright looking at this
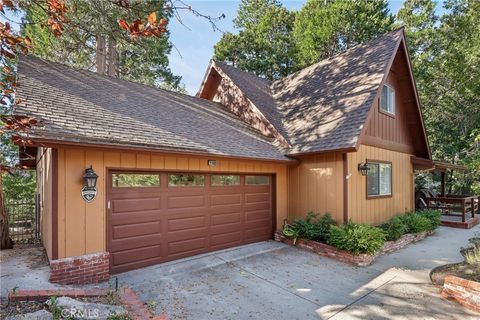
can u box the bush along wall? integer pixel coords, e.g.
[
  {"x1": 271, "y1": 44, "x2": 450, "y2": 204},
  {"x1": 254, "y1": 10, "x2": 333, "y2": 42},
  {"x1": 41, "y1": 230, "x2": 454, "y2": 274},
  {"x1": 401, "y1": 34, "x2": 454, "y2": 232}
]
[{"x1": 277, "y1": 210, "x2": 441, "y2": 266}]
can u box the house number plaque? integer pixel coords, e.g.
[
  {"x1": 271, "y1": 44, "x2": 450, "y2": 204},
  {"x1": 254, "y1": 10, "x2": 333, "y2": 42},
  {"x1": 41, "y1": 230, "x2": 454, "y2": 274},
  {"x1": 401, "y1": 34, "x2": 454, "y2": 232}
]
[{"x1": 81, "y1": 186, "x2": 97, "y2": 202}]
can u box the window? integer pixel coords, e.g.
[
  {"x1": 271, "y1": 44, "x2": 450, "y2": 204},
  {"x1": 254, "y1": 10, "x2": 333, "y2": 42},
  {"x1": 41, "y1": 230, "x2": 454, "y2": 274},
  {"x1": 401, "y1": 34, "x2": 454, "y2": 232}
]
[
  {"x1": 211, "y1": 175, "x2": 240, "y2": 186},
  {"x1": 245, "y1": 175, "x2": 269, "y2": 185},
  {"x1": 367, "y1": 162, "x2": 392, "y2": 197},
  {"x1": 168, "y1": 174, "x2": 205, "y2": 187},
  {"x1": 380, "y1": 85, "x2": 395, "y2": 115},
  {"x1": 112, "y1": 173, "x2": 160, "y2": 188}
]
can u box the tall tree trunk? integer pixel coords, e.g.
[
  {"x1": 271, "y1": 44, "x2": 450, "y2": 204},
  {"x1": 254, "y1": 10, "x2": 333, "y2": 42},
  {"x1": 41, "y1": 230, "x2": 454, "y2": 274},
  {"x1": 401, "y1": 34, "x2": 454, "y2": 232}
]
[
  {"x1": 107, "y1": 38, "x2": 118, "y2": 77},
  {"x1": 0, "y1": 174, "x2": 13, "y2": 250},
  {"x1": 96, "y1": 35, "x2": 107, "y2": 75}
]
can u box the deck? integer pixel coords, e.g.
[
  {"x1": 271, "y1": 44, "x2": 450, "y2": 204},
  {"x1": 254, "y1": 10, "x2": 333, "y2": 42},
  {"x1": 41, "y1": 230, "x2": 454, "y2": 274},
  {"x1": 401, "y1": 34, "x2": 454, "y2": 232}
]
[{"x1": 426, "y1": 195, "x2": 480, "y2": 229}]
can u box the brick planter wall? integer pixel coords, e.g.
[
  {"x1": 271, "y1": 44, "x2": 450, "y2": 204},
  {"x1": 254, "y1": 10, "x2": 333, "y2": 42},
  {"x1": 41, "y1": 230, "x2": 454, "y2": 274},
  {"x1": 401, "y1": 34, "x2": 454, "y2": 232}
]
[
  {"x1": 275, "y1": 230, "x2": 434, "y2": 267},
  {"x1": 381, "y1": 230, "x2": 433, "y2": 254},
  {"x1": 49, "y1": 252, "x2": 110, "y2": 285},
  {"x1": 441, "y1": 275, "x2": 480, "y2": 313},
  {"x1": 275, "y1": 232, "x2": 376, "y2": 266}
]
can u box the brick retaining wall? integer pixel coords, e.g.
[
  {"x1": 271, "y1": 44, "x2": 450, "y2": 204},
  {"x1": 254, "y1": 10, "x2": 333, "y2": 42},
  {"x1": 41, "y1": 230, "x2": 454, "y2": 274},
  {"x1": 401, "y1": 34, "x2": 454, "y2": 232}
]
[
  {"x1": 275, "y1": 230, "x2": 434, "y2": 266},
  {"x1": 49, "y1": 252, "x2": 110, "y2": 285},
  {"x1": 441, "y1": 275, "x2": 480, "y2": 313}
]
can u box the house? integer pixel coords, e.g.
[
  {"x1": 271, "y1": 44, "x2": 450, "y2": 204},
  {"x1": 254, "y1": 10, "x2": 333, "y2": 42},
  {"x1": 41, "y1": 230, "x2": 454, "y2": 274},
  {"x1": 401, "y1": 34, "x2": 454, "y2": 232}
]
[{"x1": 13, "y1": 28, "x2": 431, "y2": 284}]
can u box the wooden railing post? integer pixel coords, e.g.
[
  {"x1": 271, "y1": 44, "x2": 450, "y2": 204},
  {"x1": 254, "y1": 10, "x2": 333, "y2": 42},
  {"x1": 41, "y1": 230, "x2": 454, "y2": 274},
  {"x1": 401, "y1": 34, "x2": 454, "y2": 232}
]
[{"x1": 461, "y1": 198, "x2": 466, "y2": 223}]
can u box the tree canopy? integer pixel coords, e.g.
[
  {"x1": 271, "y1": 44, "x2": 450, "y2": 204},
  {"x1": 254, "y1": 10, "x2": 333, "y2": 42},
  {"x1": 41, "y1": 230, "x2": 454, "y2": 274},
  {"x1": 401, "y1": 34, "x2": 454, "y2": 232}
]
[
  {"x1": 293, "y1": 0, "x2": 394, "y2": 68},
  {"x1": 214, "y1": 0, "x2": 296, "y2": 80},
  {"x1": 21, "y1": 0, "x2": 183, "y2": 90}
]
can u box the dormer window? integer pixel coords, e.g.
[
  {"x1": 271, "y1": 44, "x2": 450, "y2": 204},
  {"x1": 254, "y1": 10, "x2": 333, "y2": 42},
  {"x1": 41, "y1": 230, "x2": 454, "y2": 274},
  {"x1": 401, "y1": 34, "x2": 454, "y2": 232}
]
[{"x1": 380, "y1": 84, "x2": 395, "y2": 115}]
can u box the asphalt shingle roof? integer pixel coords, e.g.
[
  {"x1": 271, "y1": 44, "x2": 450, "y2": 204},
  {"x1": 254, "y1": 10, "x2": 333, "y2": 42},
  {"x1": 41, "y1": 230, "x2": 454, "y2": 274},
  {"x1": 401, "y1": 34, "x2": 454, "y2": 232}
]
[
  {"x1": 14, "y1": 55, "x2": 290, "y2": 161},
  {"x1": 213, "y1": 29, "x2": 404, "y2": 155},
  {"x1": 212, "y1": 61, "x2": 290, "y2": 143}
]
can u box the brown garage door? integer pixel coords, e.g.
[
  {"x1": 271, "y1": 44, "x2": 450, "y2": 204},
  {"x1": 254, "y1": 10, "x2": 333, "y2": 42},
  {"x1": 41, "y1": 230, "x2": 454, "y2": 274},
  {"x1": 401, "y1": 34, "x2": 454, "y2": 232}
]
[{"x1": 107, "y1": 171, "x2": 274, "y2": 273}]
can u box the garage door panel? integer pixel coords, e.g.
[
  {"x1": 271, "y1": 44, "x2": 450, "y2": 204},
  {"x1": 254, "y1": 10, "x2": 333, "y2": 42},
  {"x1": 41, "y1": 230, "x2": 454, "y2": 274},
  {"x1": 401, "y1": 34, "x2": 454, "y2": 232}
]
[
  {"x1": 168, "y1": 215, "x2": 206, "y2": 231},
  {"x1": 166, "y1": 227, "x2": 209, "y2": 242},
  {"x1": 112, "y1": 221, "x2": 161, "y2": 239},
  {"x1": 210, "y1": 231, "x2": 242, "y2": 247},
  {"x1": 210, "y1": 194, "x2": 242, "y2": 206},
  {"x1": 245, "y1": 210, "x2": 271, "y2": 222},
  {"x1": 108, "y1": 172, "x2": 273, "y2": 273},
  {"x1": 168, "y1": 237, "x2": 207, "y2": 256},
  {"x1": 245, "y1": 192, "x2": 270, "y2": 203},
  {"x1": 245, "y1": 227, "x2": 271, "y2": 241},
  {"x1": 211, "y1": 212, "x2": 241, "y2": 226},
  {"x1": 210, "y1": 222, "x2": 243, "y2": 235},
  {"x1": 112, "y1": 197, "x2": 161, "y2": 213},
  {"x1": 167, "y1": 195, "x2": 205, "y2": 209},
  {"x1": 110, "y1": 234, "x2": 162, "y2": 252},
  {"x1": 111, "y1": 245, "x2": 162, "y2": 266},
  {"x1": 245, "y1": 201, "x2": 270, "y2": 212},
  {"x1": 109, "y1": 210, "x2": 161, "y2": 226},
  {"x1": 209, "y1": 205, "x2": 242, "y2": 216}
]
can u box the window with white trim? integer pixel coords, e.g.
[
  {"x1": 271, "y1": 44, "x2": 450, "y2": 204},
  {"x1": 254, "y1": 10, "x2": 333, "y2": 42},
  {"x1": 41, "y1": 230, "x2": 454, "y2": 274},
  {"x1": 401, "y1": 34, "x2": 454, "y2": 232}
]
[
  {"x1": 367, "y1": 162, "x2": 392, "y2": 197},
  {"x1": 380, "y1": 85, "x2": 395, "y2": 115}
]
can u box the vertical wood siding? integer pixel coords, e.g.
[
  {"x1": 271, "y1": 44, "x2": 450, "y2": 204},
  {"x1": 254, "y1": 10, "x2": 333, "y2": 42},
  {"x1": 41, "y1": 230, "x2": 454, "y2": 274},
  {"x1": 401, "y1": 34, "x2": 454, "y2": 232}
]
[
  {"x1": 37, "y1": 147, "x2": 53, "y2": 259},
  {"x1": 287, "y1": 153, "x2": 344, "y2": 223},
  {"x1": 347, "y1": 145, "x2": 414, "y2": 225},
  {"x1": 56, "y1": 147, "x2": 288, "y2": 259}
]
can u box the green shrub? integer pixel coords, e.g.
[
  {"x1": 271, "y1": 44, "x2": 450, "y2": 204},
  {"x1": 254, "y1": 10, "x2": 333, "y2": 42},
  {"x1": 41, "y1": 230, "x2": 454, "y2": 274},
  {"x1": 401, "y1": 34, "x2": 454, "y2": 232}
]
[
  {"x1": 417, "y1": 209, "x2": 441, "y2": 231},
  {"x1": 282, "y1": 224, "x2": 300, "y2": 245},
  {"x1": 380, "y1": 216, "x2": 407, "y2": 241},
  {"x1": 399, "y1": 213, "x2": 432, "y2": 233},
  {"x1": 328, "y1": 221, "x2": 385, "y2": 255},
  {"x1": 292, "y1": 212, "x2": 336, "y2": 242}
]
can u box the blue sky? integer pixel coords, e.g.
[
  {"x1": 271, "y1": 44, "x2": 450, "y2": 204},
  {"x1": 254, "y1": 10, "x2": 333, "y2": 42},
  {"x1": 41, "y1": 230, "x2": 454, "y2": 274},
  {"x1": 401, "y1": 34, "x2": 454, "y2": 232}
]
[{"x1": 2, "y1": 1, "x2": 433, "y2": 94}]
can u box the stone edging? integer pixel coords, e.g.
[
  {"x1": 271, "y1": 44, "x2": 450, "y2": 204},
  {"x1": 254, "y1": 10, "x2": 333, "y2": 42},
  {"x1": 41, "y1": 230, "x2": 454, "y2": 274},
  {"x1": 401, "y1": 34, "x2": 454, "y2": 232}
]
[
  {"x1": 441, "y1": 275, "x2": 480, "y2": 313},
  {"x1": 275, "y1": 230, "x2": 434, "y2": 266},
  {"x1": 8, "y1": 287, "x2": 168, "y2": 319},
  {"x1": 8, "y1": 289, "x2": 109, "y2": 302}
]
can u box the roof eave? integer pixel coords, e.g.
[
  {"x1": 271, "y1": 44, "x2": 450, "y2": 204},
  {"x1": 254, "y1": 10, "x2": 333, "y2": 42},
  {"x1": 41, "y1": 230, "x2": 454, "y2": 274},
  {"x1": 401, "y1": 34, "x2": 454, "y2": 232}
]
[{"x1": 13, "y1": 135, "x2": 297, "y2": 164}]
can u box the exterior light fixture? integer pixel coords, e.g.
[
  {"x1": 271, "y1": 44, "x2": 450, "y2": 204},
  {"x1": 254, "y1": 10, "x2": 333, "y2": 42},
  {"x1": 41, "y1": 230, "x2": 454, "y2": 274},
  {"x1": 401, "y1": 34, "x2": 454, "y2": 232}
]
[
  {"x1": 81, "y1": 166, "x2": 98, "y2": 202},
  {"x1": 358, "y1": 163, "x2": 370, "y2": 176}
]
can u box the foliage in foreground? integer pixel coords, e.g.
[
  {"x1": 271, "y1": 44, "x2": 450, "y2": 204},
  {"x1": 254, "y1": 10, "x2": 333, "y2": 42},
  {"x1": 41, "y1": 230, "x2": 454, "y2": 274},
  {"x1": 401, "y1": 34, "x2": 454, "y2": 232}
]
[
  {"x1": 291, "y1": 212, "x2": 336, "y2": 243},
  {"x1": 380, "y1": 209, "x2": 441, "y2": 241},
  {"x1": 328, "y1": 221, "x2": 386, "y2": 255},
  {"x1": 283, "y1": 209, "x2": 442, "y2": 254}
]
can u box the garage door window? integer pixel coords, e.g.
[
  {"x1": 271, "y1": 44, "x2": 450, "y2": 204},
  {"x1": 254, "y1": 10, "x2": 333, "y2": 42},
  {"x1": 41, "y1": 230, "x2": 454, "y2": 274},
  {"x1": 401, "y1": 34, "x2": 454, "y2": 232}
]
[
  {"x1": 245, "y1": 175, "x2": 269, "y2": 185},
  {"x1": 211, "y1": 175, "x2": 240, "y2": 186},
  {"x1": 168, "y1": 174, "x2": 205, "y2": 187},
  {"x1": 112, "y1": 173, "x2": 160, "y2": 188}
]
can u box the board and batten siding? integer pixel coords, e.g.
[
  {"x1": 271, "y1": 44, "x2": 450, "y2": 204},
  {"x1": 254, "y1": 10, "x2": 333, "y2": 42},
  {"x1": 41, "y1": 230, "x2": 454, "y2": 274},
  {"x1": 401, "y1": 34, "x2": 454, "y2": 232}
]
[
  {"x1": 287, "y1": 152, "x2": 344, "y2": 223},
  {"x1": 55, "y1": 147, "x2": 288, "y2": 259},
  {"x1": 347, "y1": 144, "x2": 414, "y2": 225}
]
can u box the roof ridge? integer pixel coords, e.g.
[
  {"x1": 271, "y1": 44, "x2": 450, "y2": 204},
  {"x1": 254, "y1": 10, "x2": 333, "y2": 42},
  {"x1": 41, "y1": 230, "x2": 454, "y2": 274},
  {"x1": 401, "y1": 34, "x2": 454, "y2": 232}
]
[{"x1": 272, "y1": 28, "x2": 404, "y2": 86}]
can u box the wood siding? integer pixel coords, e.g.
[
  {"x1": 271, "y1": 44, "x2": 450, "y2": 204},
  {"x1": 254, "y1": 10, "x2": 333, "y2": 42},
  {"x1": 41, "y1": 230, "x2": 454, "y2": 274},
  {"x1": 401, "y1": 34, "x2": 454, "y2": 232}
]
[
  {"x1": 55, "y1": 147, "x2": 288, "y2": 259},
  {"x1": 347, "y1": 145, "x2": 414, "y2": 225},
  {"x1": 287, "y1": 152, "x2": 344, "y2": 223},
  {"x1": 37, "y1": 147, "x2": 53, "y2": 259},
  {"x1": 200, "y1": 66, "x2": 289, "y2": 148},
  {"x1": 363, "y1": 44, "x2": 429, "y2": 158}
]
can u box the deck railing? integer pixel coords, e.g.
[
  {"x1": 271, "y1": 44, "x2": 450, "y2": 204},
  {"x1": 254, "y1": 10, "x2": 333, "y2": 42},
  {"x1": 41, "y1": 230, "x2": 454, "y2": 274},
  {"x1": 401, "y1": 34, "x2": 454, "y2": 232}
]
[{"x1": 426, "y1": 195, "x2": 479, "y2": 223}]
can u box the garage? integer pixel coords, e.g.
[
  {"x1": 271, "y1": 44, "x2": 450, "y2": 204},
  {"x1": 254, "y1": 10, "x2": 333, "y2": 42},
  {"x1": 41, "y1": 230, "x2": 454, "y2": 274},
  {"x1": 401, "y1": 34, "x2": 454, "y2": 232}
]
[{"x1": 107, "y1": 171, "x2": 274, "y2": 273}]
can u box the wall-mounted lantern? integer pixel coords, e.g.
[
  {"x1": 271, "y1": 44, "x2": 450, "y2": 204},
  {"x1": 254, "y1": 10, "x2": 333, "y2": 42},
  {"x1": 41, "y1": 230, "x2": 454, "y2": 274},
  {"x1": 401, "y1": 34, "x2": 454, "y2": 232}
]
[
  {"x1": 358, "y1": 163, "x2": 370, "y2": 176},
  {"x1": 81, "y1": 166, "x2": 98, "y2": 202}
]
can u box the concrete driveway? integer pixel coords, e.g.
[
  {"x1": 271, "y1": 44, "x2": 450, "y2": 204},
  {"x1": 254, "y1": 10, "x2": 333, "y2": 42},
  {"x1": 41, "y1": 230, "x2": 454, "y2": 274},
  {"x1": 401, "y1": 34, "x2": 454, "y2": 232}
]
[{"x1": 113, "y1": 225, "x2": 480, "y2": 320}]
